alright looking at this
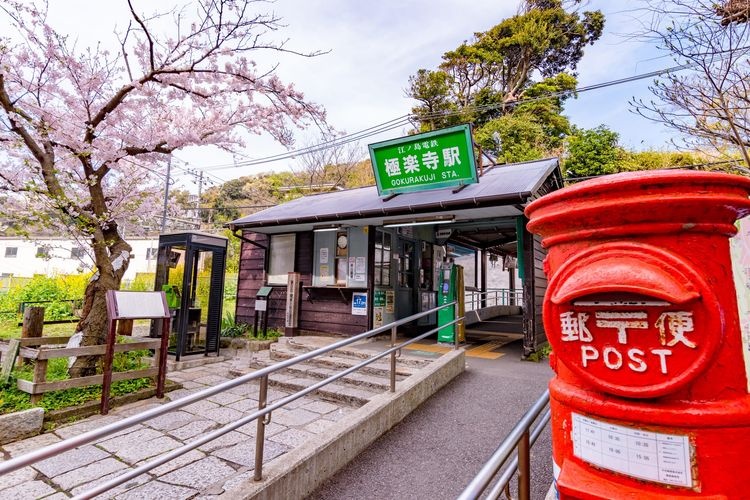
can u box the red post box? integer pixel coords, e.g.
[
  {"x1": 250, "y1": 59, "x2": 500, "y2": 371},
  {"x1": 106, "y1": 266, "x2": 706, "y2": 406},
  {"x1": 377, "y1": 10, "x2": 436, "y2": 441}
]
[{"x1": 525, "y1": 170, "x2": 750, "y2": 499}]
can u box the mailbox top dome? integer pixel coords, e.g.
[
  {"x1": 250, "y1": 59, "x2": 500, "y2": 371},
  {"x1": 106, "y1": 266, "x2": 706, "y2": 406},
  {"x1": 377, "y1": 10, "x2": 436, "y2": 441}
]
[{"x1": 525, "y1": 169, "x2": 750, "y2": 246}]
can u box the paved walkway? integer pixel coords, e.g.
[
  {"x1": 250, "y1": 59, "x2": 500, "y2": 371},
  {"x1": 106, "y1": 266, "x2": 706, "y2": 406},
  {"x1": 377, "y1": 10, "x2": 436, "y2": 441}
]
[
  {"x1": 0, "y1": 357, "x2": 356, "y2": 499},
  {"x1": 311, "y1": 338, "x2": 554, "y2": 500}
]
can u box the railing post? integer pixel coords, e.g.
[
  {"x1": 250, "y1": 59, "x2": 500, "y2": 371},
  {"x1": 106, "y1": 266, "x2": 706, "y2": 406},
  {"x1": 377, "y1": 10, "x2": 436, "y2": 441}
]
[
  {"x1": 390, "y1": 325, "x2": 397, "y2": 392},
  {"x1": 518, "y1": 430, "x2": 531, "y2": 500},
  {"x1": 254, "y1": 374, "x2": 269, "y2": 481},
  {"x1": 454, "y1": 301, "x2": 460, "y2": 350}
]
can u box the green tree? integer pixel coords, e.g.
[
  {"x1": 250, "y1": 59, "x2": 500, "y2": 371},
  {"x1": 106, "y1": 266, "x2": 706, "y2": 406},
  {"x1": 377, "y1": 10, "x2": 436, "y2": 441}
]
[
  {"x1": 564, "y1": 126, "x2": 622, "y2": 178},
  {"x1": 407, "y1": 0, "x2": 604, "y2": 160}
]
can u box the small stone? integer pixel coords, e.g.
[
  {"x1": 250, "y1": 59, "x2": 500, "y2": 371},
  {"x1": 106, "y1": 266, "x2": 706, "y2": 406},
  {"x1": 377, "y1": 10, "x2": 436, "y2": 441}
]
[
  {"x1": 304, "y1": 419, "x2": 335, "y2": 435},
  {"x1": 159, "y1": 456, "x2": 236, "y2": 490},
  {"x1": 54, "y1": 415, "x2": 125, "y2": 439},
  {"x1": 0, "y1": 480, "x2": 56, "y2": 499},
  {"x1": 226, "y1": 398, "x2": 259, "y2": 413},
  {"x1": 197, "y1": 430, "x2": 248, "y2": 452},
  {"x1": 2, "y1": 432, "x2": 61, "y2": 458},
  {"x1": 193, "y1": 375, "x2": 231, "y2": 386},
  {"x1": 0, "y1": 408, "x2": 44, "y2": 445},
  {"x1": 207, "y1": 391, "x2": 244, "y2": 406},
  {"x1": 147, "y1": 449, "x2": 206, "y2": 476},
  {"x1": 271, "y1": 408, "x2": 319, "y2": 427},
  {"x1": 301, "y1": 400, "x2": 340, "y2": 414},
  {"x1": 203, "y1": 407, "x2": 244, "y2": 425},
  {"x1": 113, "y1": 435, "x2": 183, "y2": 464},
  {"x1": 182, "y1": 399, "x2": 220, "y2": 414},
  {"x1": 0, "y1": 466, "x2": 36, "y2": 490},
  {"x1": 269, "y1": 428, "x2": 315, "y2": 448},
  {"x1": 71, "y1": 468, "x2": 150, "y2": 499},
  {"x1": 51, "y1": 457, "x2": 127, "y2": 490},
  {"x1": 114, "y1": 480, "x2": 197, "y2": 500},
  {"x1": 212, "y1": 439, "x2": 287, "y2": 468},
  {"x1": 169, "y1": 420, "x2": 218, "y2": 441},
  {"x1": 34, "y1": 445, "x2": 109, "y2": 477},
  {"x1": 97, "y1": 428, "x2": 162, "y2": 452},
  {"x1": 143, "y1": 410, "x2": 196, "y2": 431}
]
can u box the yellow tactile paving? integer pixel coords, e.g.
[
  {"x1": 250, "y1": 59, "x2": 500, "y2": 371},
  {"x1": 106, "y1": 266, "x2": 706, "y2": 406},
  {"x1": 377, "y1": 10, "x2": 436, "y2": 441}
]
[
  {"x1": 404, "y1": 340, "x2": 506, "y2": 359},
  {"x1": 465, "y1": 339, "x2": 506, "y2": 360},
  {"x1": 403, "y1": 343, "x2": 452, "y2": 354}
]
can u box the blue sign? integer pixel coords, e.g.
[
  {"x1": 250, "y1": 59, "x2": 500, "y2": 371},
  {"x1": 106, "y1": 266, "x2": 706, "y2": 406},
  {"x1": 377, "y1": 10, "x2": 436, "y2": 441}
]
[{"x1": 352, "y1": 292, "x2": 368, "y2": 316}]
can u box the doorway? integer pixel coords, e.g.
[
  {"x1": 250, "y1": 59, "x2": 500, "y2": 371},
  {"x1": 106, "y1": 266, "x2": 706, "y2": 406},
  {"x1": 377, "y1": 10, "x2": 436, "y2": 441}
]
[{"x1": 395, "y1": 238, "x2": 417, "y2": 320}]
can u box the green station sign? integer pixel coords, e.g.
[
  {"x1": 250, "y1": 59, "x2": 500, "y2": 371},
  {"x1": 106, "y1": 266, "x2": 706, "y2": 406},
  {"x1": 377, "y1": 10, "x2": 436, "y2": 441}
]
[{"x1": 368, "y1": 124, "x2": 478, "y2": 196}]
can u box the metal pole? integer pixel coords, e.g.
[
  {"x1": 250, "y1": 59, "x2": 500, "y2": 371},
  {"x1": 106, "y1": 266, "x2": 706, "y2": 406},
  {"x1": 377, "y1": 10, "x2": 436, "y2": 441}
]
[
  {"x1": 454, "y1": 301, "x2": 460, "y2": 350},
  {"x1": 517, "y1": 430, "x2": 531, "y2": 500},
  {"x1": 390, "y1": 325, "x2": 397, "y2": 392},
  {"x1": 160, "y1": 155, "x2": 172, "y2": 234},
  {"x1": 254, "y1": 375, "x2": 269, "y2": 481}
]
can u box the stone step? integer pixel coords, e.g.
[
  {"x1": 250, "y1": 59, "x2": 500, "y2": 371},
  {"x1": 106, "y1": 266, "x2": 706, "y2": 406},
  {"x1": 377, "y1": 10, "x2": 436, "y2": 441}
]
[
  {"x1": 226, "y1": 368, "x2": 378, "y2": 407},
  {"x1": 272, "y1": 340, "x2": 431, "y2": 369},
  {"x1": 268, "y1": 376, "x2": 380, "y2": 407},
  {"x1": 268, "y1": 347, "x2": 419, "y2": 379},
  {"x1": 246, "y1": 359, "x2": 403, "y2": 392}
]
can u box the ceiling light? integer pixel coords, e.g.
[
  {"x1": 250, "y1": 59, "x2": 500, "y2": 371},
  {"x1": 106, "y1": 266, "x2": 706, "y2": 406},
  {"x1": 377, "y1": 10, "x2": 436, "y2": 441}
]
[{"x1": 383, "y1": 216, "x2": 454, "y2": 228}]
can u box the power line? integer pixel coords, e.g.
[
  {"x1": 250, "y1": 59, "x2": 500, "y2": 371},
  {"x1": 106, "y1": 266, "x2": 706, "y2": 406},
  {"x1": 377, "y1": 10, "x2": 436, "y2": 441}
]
[{"x1": 196, "y1": 63, "x2": 693, "y2": 172}]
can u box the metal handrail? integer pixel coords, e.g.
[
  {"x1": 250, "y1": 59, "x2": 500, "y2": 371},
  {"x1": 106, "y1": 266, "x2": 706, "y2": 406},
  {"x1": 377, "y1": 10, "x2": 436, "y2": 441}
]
[
  {"x1": 0, "y1": 301, "x2": 462, "y2": 499},
  {"x1": 465, "y1": 288, "x2": 523, "y2": 310},
  {"x1": 457, "y1": 389, "x2": 550, "y2": 500}
]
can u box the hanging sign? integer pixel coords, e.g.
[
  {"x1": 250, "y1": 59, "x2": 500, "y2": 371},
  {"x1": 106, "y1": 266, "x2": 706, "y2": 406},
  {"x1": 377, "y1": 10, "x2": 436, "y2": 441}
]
[{"x1": 368, "y1": 124, "x2": 478, "y2": 196}]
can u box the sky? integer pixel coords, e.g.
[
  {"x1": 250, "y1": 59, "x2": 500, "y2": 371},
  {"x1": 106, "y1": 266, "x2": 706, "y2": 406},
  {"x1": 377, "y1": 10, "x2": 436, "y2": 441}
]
[{"x1": 9, "y1": 1, "x2": 678, "y2": 191}]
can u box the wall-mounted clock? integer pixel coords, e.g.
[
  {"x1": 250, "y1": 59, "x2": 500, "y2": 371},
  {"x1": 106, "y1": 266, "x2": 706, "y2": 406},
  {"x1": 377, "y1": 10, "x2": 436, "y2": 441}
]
[{"x1": 337, "y1": 234, "x2": 348, "y2": 249}]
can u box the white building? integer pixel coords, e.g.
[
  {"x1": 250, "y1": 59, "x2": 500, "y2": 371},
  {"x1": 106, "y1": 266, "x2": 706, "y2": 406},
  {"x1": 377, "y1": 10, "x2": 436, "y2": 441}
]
[{"x1": 0, "y1": 237, "x2": 160, "y2": 282}]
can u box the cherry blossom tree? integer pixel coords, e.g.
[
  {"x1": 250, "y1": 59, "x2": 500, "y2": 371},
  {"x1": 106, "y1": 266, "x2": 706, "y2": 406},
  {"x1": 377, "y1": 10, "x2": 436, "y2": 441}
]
[{"x1": 0, "y1": 0, "x2": 326, "y2": 376}]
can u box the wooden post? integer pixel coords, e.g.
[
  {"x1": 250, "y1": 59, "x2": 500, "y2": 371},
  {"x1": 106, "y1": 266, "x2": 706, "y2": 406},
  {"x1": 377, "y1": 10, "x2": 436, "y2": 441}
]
[
  {"x1": 19, "y1": 307, "x2": 44, "y2": 368},
  {"x1": 116, "y1": 319, "x2": 134, "y2": 336},
  {"x1": 30, "y1": 359, "x2": 47, "y2": 404},
  {"x1": 100, "y1": 318, "x2": 118, "y2": 415}
]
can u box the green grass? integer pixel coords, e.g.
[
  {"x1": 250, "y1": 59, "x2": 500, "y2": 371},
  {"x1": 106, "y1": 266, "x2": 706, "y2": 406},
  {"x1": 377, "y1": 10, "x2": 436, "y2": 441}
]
[
  {"x1": 0, "y1": 349, "x2": 154, "y2": 415},
  {"x1": 0, "y1": 320, "x2": 77, "y2": 340}
]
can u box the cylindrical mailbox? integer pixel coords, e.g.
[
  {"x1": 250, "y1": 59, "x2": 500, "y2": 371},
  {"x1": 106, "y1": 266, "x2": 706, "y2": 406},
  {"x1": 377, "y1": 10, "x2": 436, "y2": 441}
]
[{"x1": 526, "y1": 170, "x2": 750, "y2": 499}]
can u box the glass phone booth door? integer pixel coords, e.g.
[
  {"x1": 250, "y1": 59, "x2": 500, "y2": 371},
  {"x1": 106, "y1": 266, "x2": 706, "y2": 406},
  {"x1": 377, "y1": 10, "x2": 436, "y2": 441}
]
[{"x1": 153, "y1": 232, "x2": 227, "y2": 361}]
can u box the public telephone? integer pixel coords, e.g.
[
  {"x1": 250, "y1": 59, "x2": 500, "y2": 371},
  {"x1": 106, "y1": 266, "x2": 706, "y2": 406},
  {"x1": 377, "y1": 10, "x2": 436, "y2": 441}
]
[{"x1": 437, "y1": 261, "x2": 457, "y2": 343}]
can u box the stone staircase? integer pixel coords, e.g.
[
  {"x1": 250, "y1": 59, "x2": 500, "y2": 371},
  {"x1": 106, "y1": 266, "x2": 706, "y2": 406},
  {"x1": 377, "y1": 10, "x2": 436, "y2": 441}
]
[{"x1": 228, "y1": 337, "x2": 433, "y2": 408}]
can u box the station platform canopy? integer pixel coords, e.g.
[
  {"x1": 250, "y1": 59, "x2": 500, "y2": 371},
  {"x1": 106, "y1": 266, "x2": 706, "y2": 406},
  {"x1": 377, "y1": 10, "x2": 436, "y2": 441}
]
[{"x1": 228, "y1": 157, "x2": 562, "y2": 255}]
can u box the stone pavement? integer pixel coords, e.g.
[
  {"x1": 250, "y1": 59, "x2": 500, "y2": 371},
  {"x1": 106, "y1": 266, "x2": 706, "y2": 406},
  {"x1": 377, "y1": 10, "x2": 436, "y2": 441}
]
[{"x1": 0, "y1": 355, "x2": 360, "y2": 499}]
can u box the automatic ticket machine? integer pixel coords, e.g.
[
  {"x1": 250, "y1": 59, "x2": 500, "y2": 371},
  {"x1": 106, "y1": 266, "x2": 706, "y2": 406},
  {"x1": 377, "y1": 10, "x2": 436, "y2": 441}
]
[
  {"x1": 437, "y1": 260, "x2": 465, "y2": 344},
  {"x1": 526, "y1": 171, "x2": 750, "y2": 499}
]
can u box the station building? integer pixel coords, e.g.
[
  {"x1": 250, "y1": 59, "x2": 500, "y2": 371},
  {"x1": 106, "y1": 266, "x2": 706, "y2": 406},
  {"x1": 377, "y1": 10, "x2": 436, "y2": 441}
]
[{"x1": 228, "y1": 156, "x2": 562, "y2": 356}]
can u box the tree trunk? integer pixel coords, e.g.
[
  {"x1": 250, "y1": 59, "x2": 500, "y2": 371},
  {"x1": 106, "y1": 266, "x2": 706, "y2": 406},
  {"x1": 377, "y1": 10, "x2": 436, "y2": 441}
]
[{"x1": 68, "y1": 231, "x2": 132, "y2": 378}]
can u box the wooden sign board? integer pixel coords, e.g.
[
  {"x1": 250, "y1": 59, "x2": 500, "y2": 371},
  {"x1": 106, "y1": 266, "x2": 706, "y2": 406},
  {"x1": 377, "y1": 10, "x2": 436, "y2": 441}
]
[
  {"x1": 0, "y1": 339, "x2": 20, "y2": 385},
  {"x1": 107, "y1": 291, "x2": 170, "y2": 320}
]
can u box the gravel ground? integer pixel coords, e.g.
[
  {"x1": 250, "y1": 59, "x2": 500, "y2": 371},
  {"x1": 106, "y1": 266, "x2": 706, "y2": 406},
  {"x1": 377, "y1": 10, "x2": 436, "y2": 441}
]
[{"x1": 309, "y1": 339, "x2": 554, "y2": 500}]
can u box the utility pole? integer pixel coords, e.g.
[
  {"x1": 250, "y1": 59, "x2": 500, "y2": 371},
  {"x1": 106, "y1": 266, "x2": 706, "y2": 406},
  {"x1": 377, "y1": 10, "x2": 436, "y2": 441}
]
[
  {"x1": 160, "y1": 155, "x2": 172, "y2": 234},
  {"x1": 196, "y1": 170, "x2": 204, "y2": 230}
]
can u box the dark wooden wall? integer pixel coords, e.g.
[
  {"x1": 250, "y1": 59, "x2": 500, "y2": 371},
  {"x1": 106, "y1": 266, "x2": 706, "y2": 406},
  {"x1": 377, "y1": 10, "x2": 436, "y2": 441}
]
[
  {"x1": 522, "y1": 226, "x2": 549, "y2": 356},
  {"x1": 236, "y1": 230, "x2": 368, "y2": 336}
]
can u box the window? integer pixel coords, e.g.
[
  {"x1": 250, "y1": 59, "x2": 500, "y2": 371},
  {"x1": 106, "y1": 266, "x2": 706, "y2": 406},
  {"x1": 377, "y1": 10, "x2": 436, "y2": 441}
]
[
  {"x1": 70, "y1": 246, "x2": 86, "y2": 259},
  {"x1": 36, "y1": 245, "x2": 51, "y2": 259},
  {"x1": 374, "y1": 230, "x2": 391, "y2": 286},
  {"x1": 267, "y1": 234, "x2": 295, "y2": 285},
  {"x1": 4, "y1": 247, "x2": 17, "y2": 258},
  {"x1": 146, "y1": 248, "x2": 158, "y2": 260}
]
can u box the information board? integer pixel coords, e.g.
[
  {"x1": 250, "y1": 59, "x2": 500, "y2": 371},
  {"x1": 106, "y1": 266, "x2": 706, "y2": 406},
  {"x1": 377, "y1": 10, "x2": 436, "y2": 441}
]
[{"x1": 571, "y1": 413, "x2": 693, "y2": 488}]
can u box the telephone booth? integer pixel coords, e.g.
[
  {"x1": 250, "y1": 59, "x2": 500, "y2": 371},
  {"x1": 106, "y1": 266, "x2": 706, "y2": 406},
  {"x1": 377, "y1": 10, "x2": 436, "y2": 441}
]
[{"x1": 153, "y1": 231, "x2": 228, "y2": 361}]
